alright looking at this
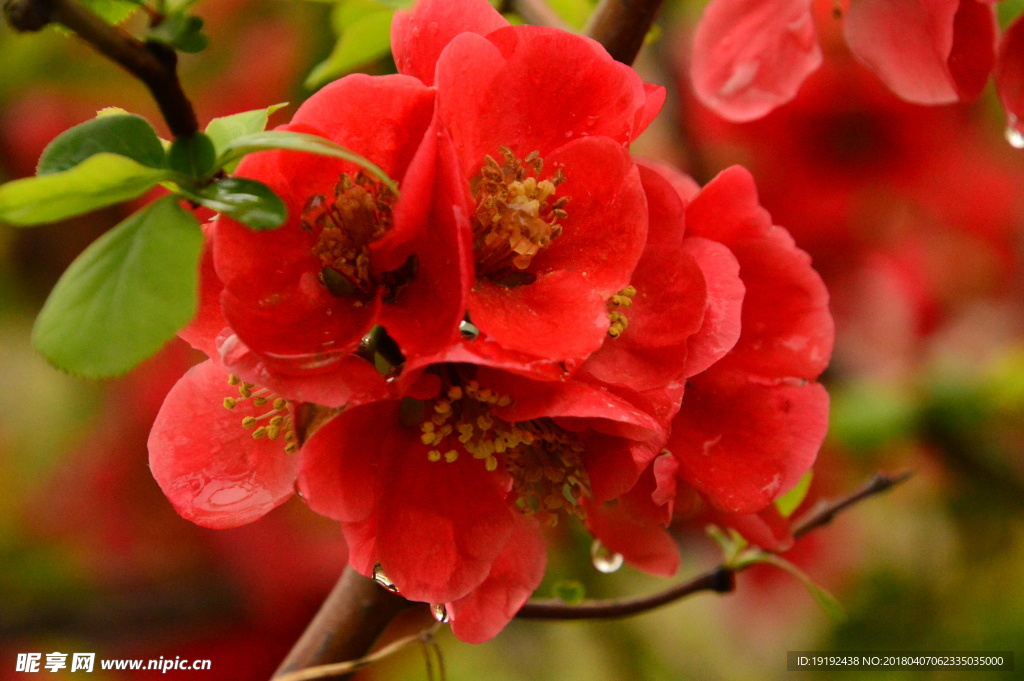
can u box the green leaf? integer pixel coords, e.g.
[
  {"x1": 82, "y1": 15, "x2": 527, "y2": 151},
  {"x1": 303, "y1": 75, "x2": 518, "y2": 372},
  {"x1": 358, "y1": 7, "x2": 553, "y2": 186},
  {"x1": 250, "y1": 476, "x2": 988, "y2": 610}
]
[
  {"x1": 204, "y1": 103, "x2": 288, "y2": 164},
  {"x1": 215, "y1": 130, "x2": 399, "y2": 194},
  {"x1": 32, "y1": 196, "x2": 203, "y2": 378},
  {"x1": 306, "y1": 9, "x2": 395, "y2": 89},
  {"x1": 742, "y1": 552, "x2": 846, "y2": 621},
  {"x1": 79, "y1": 0, "x2": 140, "y2": 24},
  {"x1": 146, "y1": 13, "x2": 209, "y2": 53},
  {"x1": 37, "y1": 114, "x2": 166, "y2": 175},
  {"x1": 546, "y1": 0, "x2": 593, "y2": 29},
  {"x1": 551, "y1": 579, "x2": 586, "y2": 605},
  {"x1": 775, "y1": 471, "x2": 813, "y2": 518},
  {"x1": 0, "y1": 154, "x2": 171, "y2": 226},
  {"x1": 168, "y1": 132, "x2": 217, "y2": 178},
  {"x1": 179, "y1": 177, "x2": 286, "y2": 230}
]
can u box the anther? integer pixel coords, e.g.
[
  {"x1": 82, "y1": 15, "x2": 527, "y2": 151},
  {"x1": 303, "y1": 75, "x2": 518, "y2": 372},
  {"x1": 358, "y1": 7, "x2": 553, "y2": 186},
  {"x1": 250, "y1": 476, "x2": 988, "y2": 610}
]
[
  {"x1": 428, "y1": 450, "x2": 442, "y2": 462},
  {"x1": 228, "y1": 375, "x2": 241, "y2": 386},
  {"x1": 252, "y1": 427, "x2": 267, "y2": 439},
  {"x1": 444, "y1": 450, "x2": 459, "y2": 463},
  {"x1": 223, "y1": 398, "x2": 237, "y2": 410},
  {"x1": 273, "y1": 398, "x2": 287, "y2": 410},
  {"x1": 242, "y1": 417, "x2": 257, "y2": 429}
]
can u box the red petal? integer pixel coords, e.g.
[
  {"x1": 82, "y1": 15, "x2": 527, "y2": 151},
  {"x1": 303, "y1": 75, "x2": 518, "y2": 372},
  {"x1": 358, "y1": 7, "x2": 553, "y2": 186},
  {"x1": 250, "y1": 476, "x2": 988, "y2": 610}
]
[
  {"x1": 996, "y1": 12, "x2": 1024, "y2": 141},
  {"x1": 585, "y1": 497, "x2": 680, "y2": 576},
  {"x1": 378, "y1": 127, "x2": 473, "y2": 361},
  {"x1": 691, "y1": 0, "x2": 822, "y2": 121},
  {"x1": 668, "y1": 369, "x2": 829, "y2": 514},
  {"x1": 583, "y1": 164, "x2": 708, "y2": 392},
  {"x1": 529, "y1": 137, "x2": 648, "y2": 296},
  {"x1": 468, "y1": 272, "x2": 610, "y2": 364},
  {"x1": 684, "y1": 165, "x2": 772, "y2": 243},
  {"x1": 680, "y1": 237, "x2": 744, "y2": 377},
  {"x1": 300, "y1": 400, "x2": 516, "y2": 604},
  {"x1": 947, "y1": 0, "x2": 998, "y2": 101},
  {"x1": 843, "y1": 0, "x2": 965, "y2": 104},
  {"x1": 447, "y1": 517, "x2": 546, "y2": 643},
  {"x1": 218, "y1": 333, "x2": 388, "y2": 408},
  {"x1": 148, "y1": 360, "x2": 299, "y2": 529},
  {"x1": 711, "y1": 504, "x2": 794, "y2": 551},
  {"x1": 391, "y1": 0, "x2": 509, "y2": 86},
  {"x1": 436, "y1": 26, "x2": 651, "y2": 170},
  {"x1": 178, "y1": 223, "x2": 227, "y2": 359},
  {"x1": 635, "y1": 83, "x2": 667, "y2": 138},
  {"x1": 714, "y1": 227, "x2": 833, "y2": 380}
]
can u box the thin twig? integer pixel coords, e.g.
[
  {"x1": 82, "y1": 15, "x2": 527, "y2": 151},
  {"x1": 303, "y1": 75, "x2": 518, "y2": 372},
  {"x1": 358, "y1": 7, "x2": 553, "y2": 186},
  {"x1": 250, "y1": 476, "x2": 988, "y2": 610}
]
[
  {"x1": 274, "y1": 622, "x2": 441, "y2": 681},
  {"x1": 3, "y1": 0, "x2": 198, "y2": 137},
  {"x1": 584, "y1": 0, "x2": 666, "y2": 65},
  {"x1": 272, "y1": 566, "x2": 414, "y2": 680},
  {"x1": 516, "y1": 470, "x2": 912, "y2": 621}
]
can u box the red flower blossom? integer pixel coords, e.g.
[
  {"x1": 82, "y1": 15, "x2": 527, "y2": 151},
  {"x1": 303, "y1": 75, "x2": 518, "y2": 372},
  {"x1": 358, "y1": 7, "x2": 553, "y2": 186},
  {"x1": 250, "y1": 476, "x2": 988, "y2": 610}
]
[
  {"x1": 297, "y1": 366, "x2": 666, "y2": 643},
  {"x1": 586, "y1": 165, "x2": 833, "y2": 571},
  {"x1": 394, "y1": 0, "x2": 665, "y2": 371},
  {"x1": 691, "y1": 0, "x2": 1000, "y2": 121},
  {"x1": 996, "y1": 12, "x2": 1024, "y2": 145},
  {"x1": 213, "y1": 73, "x2": 469, "y2": 381}
]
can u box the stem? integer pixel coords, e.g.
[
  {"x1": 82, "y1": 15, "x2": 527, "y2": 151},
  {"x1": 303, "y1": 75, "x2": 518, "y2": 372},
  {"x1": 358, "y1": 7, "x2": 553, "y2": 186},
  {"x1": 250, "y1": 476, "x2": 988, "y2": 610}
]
[
  {"x1": 516, "y1": 470, "x2": 912, "y2": 621},
  {"x1": 3, "y1": 0, "x2": 198, "y2": 137},
  {"x1": 272, "y1": 567, "x2": 412, "y2": 680},
  {"x1": 584, "y1": 0, "x2": 666, "y2": 65}
]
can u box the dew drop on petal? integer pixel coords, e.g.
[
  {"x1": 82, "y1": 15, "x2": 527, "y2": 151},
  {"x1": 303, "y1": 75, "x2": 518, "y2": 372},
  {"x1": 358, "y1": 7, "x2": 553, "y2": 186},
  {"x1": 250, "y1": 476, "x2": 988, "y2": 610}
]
[
  {"x1": 590, "y1": 539, "x2": 624, "y2": 574},
  {"x1": 1006, "y1": 117, "x2": 1024, "y2": 149},
  {"x1": 431, "y1": 603, "x2": 450, "y2": 623},
  {"x1": 372, "y1": 563, "x2": 400, "y2": 593},
  {"x1": 459, "y1": 319, "x2": 480, "y2": 340}
]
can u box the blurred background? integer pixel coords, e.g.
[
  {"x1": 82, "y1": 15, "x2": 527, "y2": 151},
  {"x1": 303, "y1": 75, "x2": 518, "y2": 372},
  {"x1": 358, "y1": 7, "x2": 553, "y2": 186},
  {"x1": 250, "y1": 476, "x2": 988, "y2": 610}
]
[{"x1": 1, "y1": 0, "x2": 1022, "y2": 678}]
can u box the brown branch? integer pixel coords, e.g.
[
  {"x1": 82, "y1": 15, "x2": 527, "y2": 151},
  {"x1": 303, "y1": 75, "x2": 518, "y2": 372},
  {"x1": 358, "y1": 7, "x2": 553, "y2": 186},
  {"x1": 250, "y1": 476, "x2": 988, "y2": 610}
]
[
  {"x1": 516, "y1": 470, "x2": 912, "y2": 621},
  {"x1": 3, "y1": 0, "x2": 198, "y2": 138},
  {"x1": 584, "y1": 0, "x2": 665, "y2": 65},
  {"x1": 272, "y1": 566, "x2": 413, "y2": 680}
]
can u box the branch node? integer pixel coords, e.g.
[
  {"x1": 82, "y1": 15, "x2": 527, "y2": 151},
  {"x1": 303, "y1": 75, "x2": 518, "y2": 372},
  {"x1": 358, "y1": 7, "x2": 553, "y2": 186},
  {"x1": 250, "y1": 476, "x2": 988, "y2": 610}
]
[{"x1": 4, "y1": 0, "x2": 55, "y2": 31}]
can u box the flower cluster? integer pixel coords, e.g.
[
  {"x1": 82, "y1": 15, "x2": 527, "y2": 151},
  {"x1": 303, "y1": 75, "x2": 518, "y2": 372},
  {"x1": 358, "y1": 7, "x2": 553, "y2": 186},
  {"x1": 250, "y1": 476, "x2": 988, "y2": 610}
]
[
  {"x1": 691, "y1": 0, "x2": 1024, "y2": 142},
  {"x1": 148, "y1": 0, "x2": 833, "y2": 643}
]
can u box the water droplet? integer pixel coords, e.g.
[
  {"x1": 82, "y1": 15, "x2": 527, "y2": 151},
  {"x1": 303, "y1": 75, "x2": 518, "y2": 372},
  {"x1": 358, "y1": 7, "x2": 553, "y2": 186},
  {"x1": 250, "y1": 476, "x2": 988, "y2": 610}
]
[
  {"x1": 411, "y1": 26, "x2": 421, "y2": 37},
  {"x1": 590, "y1": 539, "x2": 624, "y2": 573},
  {"x1": 431, "y1": 603, "x2": 450, "y2": 623},
  {"x1": 1006, "y1": 121, "x2": 1024, "y2": 149},
  {"x1": 459, "y1": 319, "x2": 480, "y2": 340},
  {"x1": 372, "y1": 563, "x2": 399, "y2": 593}
]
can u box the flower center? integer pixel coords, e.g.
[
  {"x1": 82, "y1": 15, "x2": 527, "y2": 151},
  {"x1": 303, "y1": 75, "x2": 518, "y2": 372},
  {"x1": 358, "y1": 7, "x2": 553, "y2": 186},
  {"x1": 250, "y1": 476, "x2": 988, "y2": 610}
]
[
  {"x1": 222, "y1": 374, "x2": 298, "y2": 453},
  {"x1": 418, "y1": 375, "x2": 590, "y2": 527},
  {"x1": 304, "y1": 172, "x2": 397, "y2": 303},
  {"x1": 471, "y1": 147, "x2": 568, "y2": 286}
]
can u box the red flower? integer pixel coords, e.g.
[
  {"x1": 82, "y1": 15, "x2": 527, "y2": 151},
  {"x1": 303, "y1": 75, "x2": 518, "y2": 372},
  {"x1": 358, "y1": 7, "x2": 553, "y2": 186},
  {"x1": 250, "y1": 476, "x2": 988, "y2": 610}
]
[
  {"x1": 586, "y1": 165, "x2": 833, "y2": 571},
  {"x1": 691, "y1": 0, "x2": 999, "y2": 121},
  {"x1": 394, "y1": 0, "x2": 665, "y2": 371},
  {"x1": 214, "y1": 73, "x2": 470, "y2": 380},
  {"x1": 297, "y1": 365, "x2": 666, "y2": 642}
]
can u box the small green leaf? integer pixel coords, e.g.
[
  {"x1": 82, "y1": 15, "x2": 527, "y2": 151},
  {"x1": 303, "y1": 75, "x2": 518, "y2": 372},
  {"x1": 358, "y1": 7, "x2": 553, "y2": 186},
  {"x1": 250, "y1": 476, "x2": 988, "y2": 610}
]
[
  {"x1": 168, "y1": 132, "x2": 217, "y2": 178},
  {"x1": 0, "y1": 154, "x2": 170, "y2": 226},
  {"x1": 32, "y1": 196, "x2": 203, "y2": 377},
  {"x1": 552, "y1": 579, "x2": 586, "y2": 605},
  {"x1": 204, "y1": 103, "x2": 288, "y2": 164},
  {"x1": 147, "y1": 13, "x2": 209, "y2": 53},
  {"x1": 38, "y1": 114, "x2": 166, "y2": 174},
  {"x1": 743, "y1": 552, "x2": 846, "y2": 621},
  {"x1": 78, "y1": 0, "x2": 139, "y2": 24},
  {"x1": 775, "y1": 471, "x2": 813, "y2": 518},
  {"x1": 306, "y1": 9, "x2": 395, "y2": 89},
  {"x1": 179, "y1": 177, "x2": 286, "y2": 230},
  {"x1": 215, "y1": 130, "x2": 398, "y2": 194}
]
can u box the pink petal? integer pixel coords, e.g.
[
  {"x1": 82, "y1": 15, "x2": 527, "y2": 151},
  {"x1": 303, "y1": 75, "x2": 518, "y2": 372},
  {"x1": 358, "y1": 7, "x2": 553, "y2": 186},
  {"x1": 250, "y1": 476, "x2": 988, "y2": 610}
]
[
  {"x1": 447, "y1": 517, "x2": 547, "y2": 643},
  {"x1": 391, "y1": 0, "x2": 509, "y2": 86},
  {"x1": 691, "y1": 0, "x2": 822, "y2": 121},
  {"x1": 148, "y1": 360, "x2": 299, "y2": 529}
]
